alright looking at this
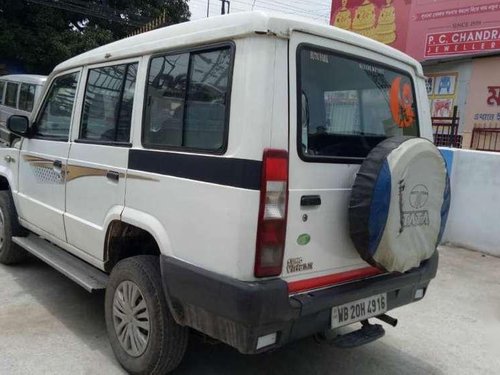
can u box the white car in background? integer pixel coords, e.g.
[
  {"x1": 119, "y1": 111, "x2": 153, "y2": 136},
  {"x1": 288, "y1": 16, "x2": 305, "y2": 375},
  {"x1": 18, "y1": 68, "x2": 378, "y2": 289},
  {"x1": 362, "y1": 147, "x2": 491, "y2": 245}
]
[{"x1": 0, "y1": 74, "x2": 47, "y2": 145}]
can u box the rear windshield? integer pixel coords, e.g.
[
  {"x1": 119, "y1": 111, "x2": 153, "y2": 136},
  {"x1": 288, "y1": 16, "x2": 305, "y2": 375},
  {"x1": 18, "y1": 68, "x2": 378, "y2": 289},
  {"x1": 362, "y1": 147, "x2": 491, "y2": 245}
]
[{"x1": 297, "y1": 45, "x2": 418, "y2": 161}]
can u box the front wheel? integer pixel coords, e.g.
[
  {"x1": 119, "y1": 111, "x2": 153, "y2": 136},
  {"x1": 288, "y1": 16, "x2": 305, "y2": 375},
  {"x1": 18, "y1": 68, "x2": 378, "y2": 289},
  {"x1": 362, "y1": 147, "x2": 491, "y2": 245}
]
[
  {"x1": 0, "y1": 191, "x2": 27, "y2": 265},
  {"x1": 105, "y1": 256, "x2": 189, "y2": 375}
]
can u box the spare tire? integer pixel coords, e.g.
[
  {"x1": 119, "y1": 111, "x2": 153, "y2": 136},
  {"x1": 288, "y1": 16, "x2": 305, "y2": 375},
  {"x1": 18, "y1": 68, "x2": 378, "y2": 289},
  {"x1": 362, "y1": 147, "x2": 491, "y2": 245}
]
[{"x1": 349, "y1": 136, "x2": 450, "y2": 273}]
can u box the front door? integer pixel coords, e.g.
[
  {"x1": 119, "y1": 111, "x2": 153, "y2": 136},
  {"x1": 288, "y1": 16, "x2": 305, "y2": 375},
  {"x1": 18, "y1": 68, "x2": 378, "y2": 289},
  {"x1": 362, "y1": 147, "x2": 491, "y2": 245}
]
[{"x1": 16, "y1": 71, "x2": 81, "y2": 241}]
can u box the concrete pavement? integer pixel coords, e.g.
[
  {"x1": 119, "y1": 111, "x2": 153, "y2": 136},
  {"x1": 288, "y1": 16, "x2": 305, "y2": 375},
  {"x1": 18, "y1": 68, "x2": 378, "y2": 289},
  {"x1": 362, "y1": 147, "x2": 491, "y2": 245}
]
[{"x1": 0, "y1": 245, "x2": 499, "y2": 374}]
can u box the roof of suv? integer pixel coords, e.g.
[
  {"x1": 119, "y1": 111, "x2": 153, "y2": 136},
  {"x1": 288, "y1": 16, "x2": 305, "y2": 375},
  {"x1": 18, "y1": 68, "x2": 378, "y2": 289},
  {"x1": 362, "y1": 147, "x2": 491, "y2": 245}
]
[
  {"x1": 0, "y1": 74, "x2": 47, "y2": 85},
  {"x1": 55, "y1": 11, "x2": 423, "y2": 77}
]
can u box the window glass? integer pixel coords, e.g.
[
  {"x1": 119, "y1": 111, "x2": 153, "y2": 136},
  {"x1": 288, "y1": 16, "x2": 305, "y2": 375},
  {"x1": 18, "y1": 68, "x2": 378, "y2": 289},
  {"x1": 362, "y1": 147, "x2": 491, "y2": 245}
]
[
  {"x1": 116, "y1": 64, "x2": 138, "y2": 142},
  {"x1": 144, "y1": 46, "x2": 232, "y2": 151},
  {"x1": 0, "y1": 81, "x2": 5, "y2": 104},
  {"x1": 144, "y1": 53, "x2": 189, "y2": 147},
  {"x1": 184, "y1": 48, "x2": 231, "y2": 149},
  {"x1": 298, "y1": 47, "x2": 418, "y2": 159},
  {"x1": 35, "y1": 72, "x2": 79, "y2": 140},
  {"x1": 80, "y1": 63, "x2": 137, "y2": 143},
  {"x1": 19, "y1": 83, "x2": 36, "y2": 112},
  {"x1": 5, "y1": 82, "x2": 18, "y2": 108}
]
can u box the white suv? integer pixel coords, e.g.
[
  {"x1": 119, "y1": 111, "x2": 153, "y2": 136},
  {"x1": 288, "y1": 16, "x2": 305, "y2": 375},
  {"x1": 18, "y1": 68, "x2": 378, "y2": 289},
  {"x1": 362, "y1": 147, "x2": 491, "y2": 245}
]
[{"x1": 0, "y1": 12, "x2": 449, "y2": 375}]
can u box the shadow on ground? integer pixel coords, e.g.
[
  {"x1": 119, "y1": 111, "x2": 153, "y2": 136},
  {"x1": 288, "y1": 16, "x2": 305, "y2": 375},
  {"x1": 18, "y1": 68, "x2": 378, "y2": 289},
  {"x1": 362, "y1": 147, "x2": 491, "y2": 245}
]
[{"x1": 0, "y1": 256, "x2": 445, "y2": 375}]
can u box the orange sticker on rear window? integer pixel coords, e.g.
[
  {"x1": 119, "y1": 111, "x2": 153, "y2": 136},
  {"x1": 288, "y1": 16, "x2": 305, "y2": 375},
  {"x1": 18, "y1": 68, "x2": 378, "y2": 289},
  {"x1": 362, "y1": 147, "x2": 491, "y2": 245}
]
[{"x1": 390, "y1": 77, "x2": 416, "y2": 128}]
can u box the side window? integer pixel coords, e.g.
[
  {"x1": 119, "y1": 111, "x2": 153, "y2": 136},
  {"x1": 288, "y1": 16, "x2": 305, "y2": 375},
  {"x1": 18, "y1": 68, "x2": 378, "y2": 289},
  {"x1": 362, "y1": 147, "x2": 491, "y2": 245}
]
[
  {"x1": 143, "y1": 45, "x2": 232, "y2": 152},
  {"x1": 0, "y1": 81, "x2": 5, "y2": 104},
  {"x1": 35, "y1": 72, "x2": 79, "y2": 140},
  {"x1": 19, "y1": 83, "x2": 36, "y2": 112},
  {"x1": 144, "y1": 53, "x2": 189, "y2": 147},
  {"x1": 5, "y1": 82, "x2": 19, "y2": 108},
  {"x1": 80, "y1": 62, "x2": 138, "y2": 143}
]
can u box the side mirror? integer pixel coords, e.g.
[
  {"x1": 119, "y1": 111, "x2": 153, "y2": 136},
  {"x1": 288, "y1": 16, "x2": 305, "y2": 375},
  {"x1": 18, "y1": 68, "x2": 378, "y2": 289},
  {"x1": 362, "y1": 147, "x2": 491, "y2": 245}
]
[{"x1": 7, "y1": 115, "x2": 31, "y2": 138}]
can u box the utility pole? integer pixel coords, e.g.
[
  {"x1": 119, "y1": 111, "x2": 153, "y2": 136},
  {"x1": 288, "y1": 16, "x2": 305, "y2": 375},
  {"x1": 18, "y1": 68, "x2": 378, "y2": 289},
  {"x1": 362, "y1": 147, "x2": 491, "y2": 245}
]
[
  {"x1": 207, "y1": 0, "x2": 210, "y2": 17},
  {"x1": 220, "y1": 0, "x2": 230, "y2": 15}
]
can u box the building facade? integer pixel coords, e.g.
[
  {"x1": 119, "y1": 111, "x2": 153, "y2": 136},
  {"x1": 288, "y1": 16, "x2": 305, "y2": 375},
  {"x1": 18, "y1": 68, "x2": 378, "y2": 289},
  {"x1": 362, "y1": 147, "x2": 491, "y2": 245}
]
[{"x1": 330, "y1": 0, "x2": 500, "y2": 150}]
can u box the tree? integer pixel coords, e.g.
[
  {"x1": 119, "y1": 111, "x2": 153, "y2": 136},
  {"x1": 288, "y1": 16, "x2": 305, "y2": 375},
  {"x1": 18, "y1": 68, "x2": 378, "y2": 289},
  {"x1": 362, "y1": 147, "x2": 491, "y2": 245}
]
[{"x1": 0, "y1": 0, "x2": 190, "y2": 74}]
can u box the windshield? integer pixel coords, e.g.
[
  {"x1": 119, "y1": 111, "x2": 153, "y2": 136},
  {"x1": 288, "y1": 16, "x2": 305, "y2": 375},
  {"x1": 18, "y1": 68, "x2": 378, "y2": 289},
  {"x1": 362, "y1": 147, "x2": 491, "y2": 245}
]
[{"x1": 298, "y1": 45, "x2": 418, "y2": 160}]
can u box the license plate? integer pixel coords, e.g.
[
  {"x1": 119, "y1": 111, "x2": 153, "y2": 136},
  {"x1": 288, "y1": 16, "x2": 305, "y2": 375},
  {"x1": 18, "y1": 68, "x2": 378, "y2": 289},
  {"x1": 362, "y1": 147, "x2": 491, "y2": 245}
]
[{"x1": 331, "y1": 293, "x2": 387, "y2": 329}]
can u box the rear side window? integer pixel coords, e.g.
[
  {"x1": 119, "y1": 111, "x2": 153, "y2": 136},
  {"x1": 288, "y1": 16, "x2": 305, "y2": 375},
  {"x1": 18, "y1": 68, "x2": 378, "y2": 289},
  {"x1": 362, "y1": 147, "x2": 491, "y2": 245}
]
[
  {"x1": 5, "y1": 82, "x2": 18, "y2": 108},
  {"x1": 0, "y1": 81, "x2": 5, "y2": 104},
  {"x1": 19, "y1": 83, "x2": 37, "y2": 112},
  {"x1": 143, "y1": 45, "x2": 233, "y2": 152},
  {"x1": 35, "y1": 72, "x2": 79, "y2": 140},
  {"x1": 80, "y1": 63, "x2": 138, "y2": 144},
  {"x1": 298, "y1": 46, "x2": 418, "y2": 161}
]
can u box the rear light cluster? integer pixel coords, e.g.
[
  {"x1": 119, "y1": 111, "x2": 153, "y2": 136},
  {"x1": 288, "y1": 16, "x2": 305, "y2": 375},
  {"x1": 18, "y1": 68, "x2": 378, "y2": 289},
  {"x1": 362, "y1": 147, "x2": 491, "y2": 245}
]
[{"x1": 254, "y1": 149, "x2": 289, "y2": 277}]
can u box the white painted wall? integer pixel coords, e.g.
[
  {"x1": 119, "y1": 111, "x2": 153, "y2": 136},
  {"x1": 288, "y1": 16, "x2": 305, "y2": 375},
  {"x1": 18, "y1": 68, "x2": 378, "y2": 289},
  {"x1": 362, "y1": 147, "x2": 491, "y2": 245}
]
[{"x1": 441, "y1": 148, "x2": 500, "y2": 257}]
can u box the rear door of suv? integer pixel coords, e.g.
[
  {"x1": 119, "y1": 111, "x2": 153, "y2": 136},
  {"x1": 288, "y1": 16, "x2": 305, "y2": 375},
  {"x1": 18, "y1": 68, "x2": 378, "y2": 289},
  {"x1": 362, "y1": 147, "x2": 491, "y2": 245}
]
[
  {"x1": 64, "y1": 59, "x2": 139, "y2": 260},
  {"x1": 284, "y1": 32, "x2": 420, "y2": 293}
]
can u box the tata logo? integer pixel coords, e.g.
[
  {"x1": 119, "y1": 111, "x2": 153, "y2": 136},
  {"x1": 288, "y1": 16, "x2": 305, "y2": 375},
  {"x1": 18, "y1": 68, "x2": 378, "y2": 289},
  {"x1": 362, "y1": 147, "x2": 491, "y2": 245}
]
[
  {"x1": 409, "y1": 184, "x2": 429, "y2": 209},
  {"x1": 403, "y1": 210, "x2": 430, "y2": 228}
]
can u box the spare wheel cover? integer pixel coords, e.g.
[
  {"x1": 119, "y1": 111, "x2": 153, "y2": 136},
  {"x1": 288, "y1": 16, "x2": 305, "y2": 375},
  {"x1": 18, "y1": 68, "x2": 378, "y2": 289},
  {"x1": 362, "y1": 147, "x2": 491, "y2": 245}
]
[{"x1": 349, "y1": 136, "x2": 450, "y2": 273}]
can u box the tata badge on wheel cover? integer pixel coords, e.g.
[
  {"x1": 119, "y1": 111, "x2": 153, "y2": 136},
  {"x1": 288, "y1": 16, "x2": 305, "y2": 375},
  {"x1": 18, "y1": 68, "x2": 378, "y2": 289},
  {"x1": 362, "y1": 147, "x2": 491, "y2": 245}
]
[{"x1": 349, "y1": 137, "x2": 450, "y2": 273}]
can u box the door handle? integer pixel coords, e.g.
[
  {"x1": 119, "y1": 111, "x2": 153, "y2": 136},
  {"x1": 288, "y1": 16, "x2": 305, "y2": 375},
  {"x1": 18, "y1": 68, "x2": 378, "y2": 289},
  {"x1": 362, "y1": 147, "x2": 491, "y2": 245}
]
[
  {"x1": 52, "y1": 160, "x2": 64, "y2": 177},
  {"x1": 106, "y1": 170, "x2": 120, "y2": 181},
  {"x1": 301, "y1": 195, "x2": 321, "y2": 207}
]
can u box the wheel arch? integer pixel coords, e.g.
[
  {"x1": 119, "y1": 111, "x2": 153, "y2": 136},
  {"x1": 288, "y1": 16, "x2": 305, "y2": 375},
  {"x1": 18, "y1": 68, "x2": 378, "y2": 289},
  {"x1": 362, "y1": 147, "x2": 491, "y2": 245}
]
[
  {"x1": 103, "y1": 208, "x2": 174, "y2": 272},
  {"x1": 119, "y1": 207, "x2": 174, "y2": 256},
  {"x1": 0, "y1": 167, "x2": 16, "y2": 192},
  {"x1": 0, "y1": 175, "x2": 10, "y2": 191}
]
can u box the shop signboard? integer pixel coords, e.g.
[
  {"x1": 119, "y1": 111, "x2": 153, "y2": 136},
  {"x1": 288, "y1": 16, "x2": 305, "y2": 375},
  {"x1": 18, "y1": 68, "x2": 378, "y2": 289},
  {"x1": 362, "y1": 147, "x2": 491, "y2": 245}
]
[
  {"x1": 465, "y1": 58, "x2": 500, "y2": 128},
  {"x1": 330, "y1": 0, "x2": 500, "y2": 61}
]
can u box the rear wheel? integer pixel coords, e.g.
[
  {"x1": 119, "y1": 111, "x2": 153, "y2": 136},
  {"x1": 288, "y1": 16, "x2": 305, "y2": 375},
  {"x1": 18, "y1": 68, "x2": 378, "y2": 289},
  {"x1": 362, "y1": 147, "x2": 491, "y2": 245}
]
[
  {"x1": 0, "y1": 191, "x2": 27, "y2": 265},
  {"x1": 105, "y1": 256, "x2": 188, "y2": 375}
]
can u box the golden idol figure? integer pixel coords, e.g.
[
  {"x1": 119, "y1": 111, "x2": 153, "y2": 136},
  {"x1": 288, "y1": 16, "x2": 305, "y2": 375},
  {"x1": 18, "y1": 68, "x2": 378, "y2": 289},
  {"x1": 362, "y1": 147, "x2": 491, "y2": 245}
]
[
  {"x1": 333, "y1": 0, "x2": 353, "y2": 30},
  {"x1": 352, "y1": 0, "x2": 376, "y2": 39},
  {"x1": 376, "y1": 0, "x2": 397, "y2": 44}
]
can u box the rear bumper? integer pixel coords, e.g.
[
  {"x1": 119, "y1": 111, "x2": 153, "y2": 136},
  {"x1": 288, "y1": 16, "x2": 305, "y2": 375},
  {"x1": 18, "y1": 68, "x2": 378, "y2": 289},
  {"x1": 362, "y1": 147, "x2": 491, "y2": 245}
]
[{"x1": 160, "y1": 251, "x2": 438, "y2": 354}]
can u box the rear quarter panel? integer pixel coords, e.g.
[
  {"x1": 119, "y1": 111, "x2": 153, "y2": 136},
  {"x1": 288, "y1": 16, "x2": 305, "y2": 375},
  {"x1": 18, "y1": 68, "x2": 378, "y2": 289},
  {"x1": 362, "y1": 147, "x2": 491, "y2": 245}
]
[{"x1": 125, "y1": 36, "x2": 281, "y2": 280}]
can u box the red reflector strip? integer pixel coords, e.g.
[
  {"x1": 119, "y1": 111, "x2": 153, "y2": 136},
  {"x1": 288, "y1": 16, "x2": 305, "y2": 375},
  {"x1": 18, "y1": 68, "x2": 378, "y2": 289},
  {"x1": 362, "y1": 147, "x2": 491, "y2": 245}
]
[{"x1": 287, "y1": 267, "x2": 382, "y2": 294}]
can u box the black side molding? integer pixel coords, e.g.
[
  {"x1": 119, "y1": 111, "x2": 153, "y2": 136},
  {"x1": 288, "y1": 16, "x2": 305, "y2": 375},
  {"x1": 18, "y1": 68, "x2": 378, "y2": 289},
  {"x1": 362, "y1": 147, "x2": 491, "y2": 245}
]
[{"x1": 128, "y1": 149, "x2": 262, "y2": 190}]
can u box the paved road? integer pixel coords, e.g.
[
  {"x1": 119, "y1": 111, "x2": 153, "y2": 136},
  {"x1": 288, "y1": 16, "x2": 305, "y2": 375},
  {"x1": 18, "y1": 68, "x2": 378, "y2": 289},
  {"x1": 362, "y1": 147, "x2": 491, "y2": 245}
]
[{"x1": 0, "y1": 246, "x2": 499, "y2": 375}]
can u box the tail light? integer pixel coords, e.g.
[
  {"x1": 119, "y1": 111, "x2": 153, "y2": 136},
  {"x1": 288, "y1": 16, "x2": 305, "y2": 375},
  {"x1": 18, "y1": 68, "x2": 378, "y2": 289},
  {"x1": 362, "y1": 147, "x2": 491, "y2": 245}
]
[{"x1": 254, "y1": 149, "x2": 288, "y2": 277}]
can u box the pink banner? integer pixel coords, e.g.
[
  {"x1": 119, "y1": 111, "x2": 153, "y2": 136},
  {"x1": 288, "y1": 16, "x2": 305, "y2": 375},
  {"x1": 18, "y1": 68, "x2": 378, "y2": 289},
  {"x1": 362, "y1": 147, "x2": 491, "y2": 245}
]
[
  {"x1": 407, "y1": 0, "x2": 500, "y2": 60},
  {"x1": 330, "y1": 0, "x2": 500, "y2": 61},
  {"x1": 413, "y1": 2, "x2": 500, "y2": 22},
  {"x1": 329, "y1": 0, "x2": 411, "y2": 53},
  {"x1": 425, "y1": 27, "x2": 500, "y2": 57}
]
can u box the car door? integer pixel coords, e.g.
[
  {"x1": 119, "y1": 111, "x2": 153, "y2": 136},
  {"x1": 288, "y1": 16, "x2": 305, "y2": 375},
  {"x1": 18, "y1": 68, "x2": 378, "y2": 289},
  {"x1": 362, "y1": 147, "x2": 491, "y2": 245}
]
[
  {"x1": 16, "y1": 71, "x2": 81, "y2": 241},
  {"x1": 0, "y1": 81, "x2": 19, "y2": 142},
  {"x1": 283, "y1": 32, "x2": 419, "y2": 289},
  {"x1": 64, "y1": 60, "x2": 139, "y2": 260}
]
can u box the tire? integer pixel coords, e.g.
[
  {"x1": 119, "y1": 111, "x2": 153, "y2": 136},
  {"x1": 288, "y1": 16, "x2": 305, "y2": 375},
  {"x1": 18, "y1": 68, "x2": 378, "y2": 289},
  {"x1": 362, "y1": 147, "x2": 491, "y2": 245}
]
[
  {"x1": 0, "y1": 190, "x2": 28, "y2": 265},
  {"x1": 105, "y1": 256, "x2": 189, "y2": 375}
]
